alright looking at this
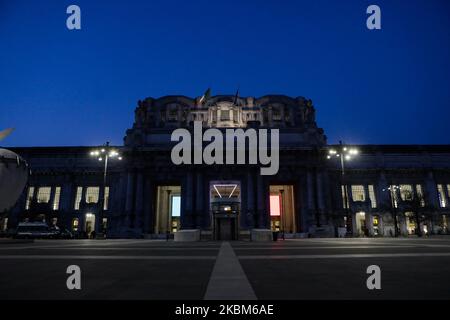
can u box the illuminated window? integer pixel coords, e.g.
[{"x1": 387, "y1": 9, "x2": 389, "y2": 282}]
[
  {"x1": 171, "y1": 195, "x2": 181, "y2": 217},
  {"x1": 437, "y1": 184, "x2": 447, "y2": 208},
  {"x1": 170, "y1": 195, "x2": 181, "y2": 233},
  {"x1": 447, "y1": 185, "x2": 450, "y2": 198},
  {"x1": 85, "y1": 187, "x2": 99, "y2": 204},
  {"x1": 400, "y1": 184, "x2": 413, "y2": 201},
  {"x1": 270, "y1": 195, "x2": 281, "y2": 216},
  {"x1": 341, "y1": 185, "x2": 349, "y2": 209},
  {"x1": 270, "y1": 194, "x2": 281, "y2": 231},
  {"x1": 2, "y1": 218, "x2": 8, "y2": 231},
  {"x1": 74, "y1": 187, "x2": 83, "y2": 210},
  {"x1": 37, "y1": 187, "x2": 51, "y2": 203},
  {"x1": 72, "y1": 218, "x2": 79, "y2": 232},
  {"x1": 405, "y1": 212, "x2": 417, "y2": 235},
  {"x1": 53, "y1": 187, "x2": 61, "y2": 210},
  {"x1": 389, "y1": 185, "x2": 399, "y2": 208},
  {"x1": 351, "y1": 185, "x2": 365, "y2": 202},
  {"x1": 25, "y1": 186, "x2": 35, "y2": 210},
  {"x1": 103, "y1": 186, "x2": 110, "y2": 210},
  {"x1": 368, "y1": 185, "x2": 377, "y2": 208},
  {"x1": 415, "y1": 184, "x2": 425, "y2": 207}
]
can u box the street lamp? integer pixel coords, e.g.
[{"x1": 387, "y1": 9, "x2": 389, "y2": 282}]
[
  {"x1": 382, "y1": 185, "x2": 400, "y2": 237},
  {"x1": 89, "y1": 142, "x2": 122, "y2": 236},
  {"x1": 327, "y1": 141, "x2": 359, "y2": 236}
]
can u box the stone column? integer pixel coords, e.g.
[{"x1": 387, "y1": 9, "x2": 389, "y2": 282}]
[
  {"x1": 256, "y1": 174, "x2": 269, "y2": 228},
  {"x1": 296, "y1": 175, "x2": 307, "y2": 233},
  {"x1": 49, "y1": 187, "x2": 56, "y2": 210},
  {"x1": 181, "y1": 171, "x2": 194, "y2": 229},
  {"x1": 124, "y1": 171, "x2": 135, "y2": 228},
  {"x1": 60, "y1": 177, "x2": 73, "y2": 212},
  {"x1": 315, "y1": 170, "x2": 325, "y2": 225},
  {"x1": 143, "y1": 175, "x2": 153, "y2": 234},
  {"x1": 195, "y1": 171, "x2": 204, "y2": 228},
  {"x1": 247, "y1": 171, "x2": 255, "y2": 228},
  {"x1": 268, "y1": 107, "x2": 273, "y2": 127},
  {"x1": 377, "y1": 172, "x2": 389, "y2": 207},
  {"x1": 134, "y1": 172, "x2": 144, "y2": 231},
  {"x1": 366, "y1": 213, "x2": 374, "y2": 236},
  {"x1": 425, "y1": 171, "x2": 439, "y2": 208},
  {"x1": 306, "y1": 171, "x2": 314, "y2": 210}
]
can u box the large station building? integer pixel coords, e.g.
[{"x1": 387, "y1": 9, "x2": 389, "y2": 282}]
[{"x1": 3, "y1": 95, "x2": 450, "y2": 239}]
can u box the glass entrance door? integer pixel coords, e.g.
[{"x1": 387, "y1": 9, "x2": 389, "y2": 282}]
[{"x1": 210, "y1": 181, "x2": 240, "y2": 240}]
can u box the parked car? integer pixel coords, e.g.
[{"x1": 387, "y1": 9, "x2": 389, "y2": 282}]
[{"x1": 14, "y1": 222, "x2": 55, "y2": 239}]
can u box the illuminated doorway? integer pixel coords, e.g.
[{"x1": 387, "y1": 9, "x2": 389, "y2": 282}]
[
  {"x1": 269, "y1": 185, "x2": 296, "y2": 233},
  {"x1": 155, "y1": 186, "x2": 181, "y2": 234},
  {"x1": 405, "y1": 212, "x2": 417, "y2": 235},
  {"x1": 210, "y1": 181, "x2": 240, "y2": 240},
  {"x1": 85, "y1": 213, "x2": 95, "y2": 236},
  {"x1": 355, "y1": 212, "x2": 366, "y2": 236},
  {"x1": 372, "y1": 215, "x2": 380, "y2": 236}
]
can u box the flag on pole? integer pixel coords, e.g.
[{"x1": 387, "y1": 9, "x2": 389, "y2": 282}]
[
  {"x1": 199, "y1": 88, "x2": 211, "y2": 104},
  {"x1": 0, "y1": 128, "x2": 14, "y2": 141},
  {"x1": 233, "y1": 87, "x2": 240, "y2": 105}
]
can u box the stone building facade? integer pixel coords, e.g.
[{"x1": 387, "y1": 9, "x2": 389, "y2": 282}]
[{"x1": 3, "y1": 95, "x2": 450, "y2": 239}]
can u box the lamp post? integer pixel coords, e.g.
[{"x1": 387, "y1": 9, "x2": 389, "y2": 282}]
[
  {"x1": 382, "y1": 185, "x2": 400, "y2": 237},
  {"x1": 89, "y1": 142, "x2": 122, "y2": 237},
  {"x1": 327, "y1": 141, "x2": 359, "y2": 236}
]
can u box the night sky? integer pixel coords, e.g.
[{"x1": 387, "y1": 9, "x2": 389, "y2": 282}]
[{"x1": 1, "y1": 0, "x2": 449, "y2": 147}]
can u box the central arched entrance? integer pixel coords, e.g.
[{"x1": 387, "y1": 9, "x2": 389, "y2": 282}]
[{"x1": 210, "y1": 181, "x2": 241, "y2": 240}]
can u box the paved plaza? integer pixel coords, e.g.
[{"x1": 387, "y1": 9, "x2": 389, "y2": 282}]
[{"x1": 1, "y1": 237, "x2": 450, "y2": 300}]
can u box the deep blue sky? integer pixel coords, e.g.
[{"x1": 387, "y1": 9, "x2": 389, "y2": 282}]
[{"x1": 1, "y1": 0, "x2": 449, "y2": 147}]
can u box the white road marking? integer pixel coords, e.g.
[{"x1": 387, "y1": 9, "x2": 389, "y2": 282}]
[
  {"x1": 8, "y1": 247, "x2": 220, "y2": 251},
  {"x1": 0, "y1": 255, "x2": 216, "y2": 260},
  {"x1": 238, "y1": 252, "x2": 450, "y2": 259},
  {"x1": 204, "y1": 242, "x2": 256, "y2": 300},
  {"x1": 233, "y1": 245, "x2": 423, "y2": 250}
]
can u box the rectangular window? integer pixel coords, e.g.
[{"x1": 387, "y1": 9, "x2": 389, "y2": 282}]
[
  {"x1": 37, "y1": 187, "x2": 51, "y2": 203},
  {"x1": 415, "y1": 184, "x2": 425, "y2": 207},
  {"x1": 341, "y1": 185, "x2": 349, "y2": 209},
  {"x1": 72, "y1": 218, "x2": 79, "y2": 232},
  {"x1": 74, "y1": 186, "x2": 83, "y2": 210},
  {"x1": 220, "y1": 110, "x2": 230, "y2": 121},
  {"x1": 85, "y1": 187, "x2": 99, "y2": 204},
  {"x1": 351, "y1": 185, "x2": 365, "y2": 202},
  {"x1": 447, "y1": 184, "x2": 450, "y2": 198},
  {"x1": 400, "y1": 184, "x2": 413, "y2": 201},
  {"x1": 270, "y1": 195, "x2": 281, "y2": 216},
  {"x1": 437, "y1": 184, "x2": 447, "y2": 208},
  {"x1": 53, "y1": 187, "x2": 61, "y2": 210},
  {"x1": 171, "y1": 195, "x2": 181, "y2": 217},
  {"x1": 2, "y1": 218, "x2": 8, "y2": 231},
  {"x1": 389, "y1": 185, "x2": 399, "y2": 208},
  {"x1": 368, "y1": 185, "x2": 377, "y2": 208},
  {"x1": 272, "y1": 110, "x2": 282, "y2": 121},
  {"x1": 25, "y1": 186, "x2": 35, "y2": 210},
  {"x1": 103, "y1": 186, "x2": 110, "y2": 210}
]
